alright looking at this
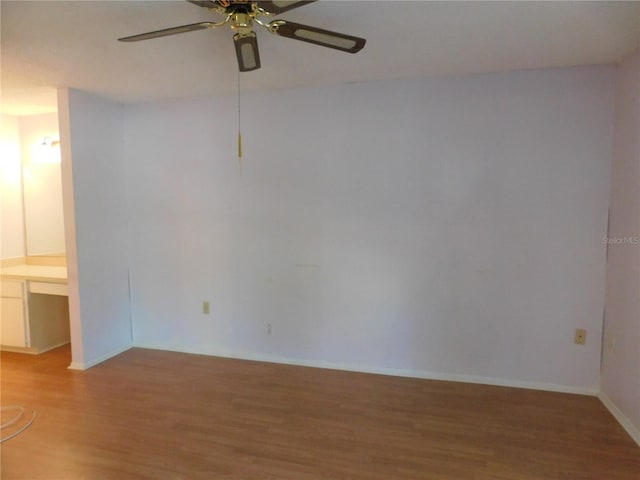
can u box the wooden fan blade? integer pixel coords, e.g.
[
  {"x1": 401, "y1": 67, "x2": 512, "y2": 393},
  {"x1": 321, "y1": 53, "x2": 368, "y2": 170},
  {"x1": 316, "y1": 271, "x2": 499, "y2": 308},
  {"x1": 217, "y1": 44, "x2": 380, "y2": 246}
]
[
  {"x1": 118, "y1": 22, "x2": 214, "y2": 42},
  {"x1": 233, "y1": 33, "x2": 261, "y2": 72},
  {"x1": 186, "y1": 0, "x2": 219, "y2": 8},
  {"x1": 271, "y1": 21, "x2": 365, "y2": 53},
  {"x1": 257, "y1": 1, "x2": 316, "y2": 14}
]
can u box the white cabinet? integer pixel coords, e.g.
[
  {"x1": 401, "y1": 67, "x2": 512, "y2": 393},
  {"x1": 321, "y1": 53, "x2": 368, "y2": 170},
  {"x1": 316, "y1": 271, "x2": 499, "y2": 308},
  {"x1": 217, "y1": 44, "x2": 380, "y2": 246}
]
[
  {"x1": 0, "y1": 280, "x2": 28, "y2": 347},
  {"x1": 1, "y1": 278, "x2": 69, "y2": 353}
]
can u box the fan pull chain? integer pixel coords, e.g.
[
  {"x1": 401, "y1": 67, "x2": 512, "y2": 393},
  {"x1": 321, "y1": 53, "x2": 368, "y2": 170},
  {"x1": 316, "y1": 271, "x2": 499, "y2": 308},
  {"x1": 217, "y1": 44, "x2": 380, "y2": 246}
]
[{"x1": 237, "y1": 71, "x2": 243, "y2": 171}]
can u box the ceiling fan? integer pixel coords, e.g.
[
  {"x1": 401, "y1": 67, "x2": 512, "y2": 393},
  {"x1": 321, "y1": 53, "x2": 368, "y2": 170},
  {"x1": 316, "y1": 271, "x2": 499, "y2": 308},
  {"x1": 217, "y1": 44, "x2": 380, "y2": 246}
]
[{"x1": 118, "y1": 0, "x2": 366, "y2": 72}]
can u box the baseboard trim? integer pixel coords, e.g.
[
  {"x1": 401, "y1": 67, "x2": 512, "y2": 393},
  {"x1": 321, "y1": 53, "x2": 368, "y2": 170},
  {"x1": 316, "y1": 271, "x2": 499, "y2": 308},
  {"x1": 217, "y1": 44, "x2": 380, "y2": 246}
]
[
  {"x1": 68, "y1": 343, "x2": 132, "y2": 371},
  {"x1": 599, "y1": 392, "x2": 640, "y2": 447},
  {"x1": 132, "y1": 342, "x2": 598, "y2": 396}
]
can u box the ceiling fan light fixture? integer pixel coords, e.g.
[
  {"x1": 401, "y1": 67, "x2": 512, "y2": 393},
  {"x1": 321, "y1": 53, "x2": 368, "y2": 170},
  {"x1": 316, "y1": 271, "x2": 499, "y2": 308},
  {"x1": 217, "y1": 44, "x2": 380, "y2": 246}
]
[{"x1": 234, "y1": 32, "x2": 261, "y2": 71}]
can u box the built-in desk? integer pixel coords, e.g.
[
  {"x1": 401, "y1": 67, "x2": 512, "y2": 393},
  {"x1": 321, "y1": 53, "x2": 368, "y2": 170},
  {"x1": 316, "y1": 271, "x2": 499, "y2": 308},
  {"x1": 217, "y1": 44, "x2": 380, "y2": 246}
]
[{"x1": 1, "y1": 264, "x2": 69, "y2": 354}]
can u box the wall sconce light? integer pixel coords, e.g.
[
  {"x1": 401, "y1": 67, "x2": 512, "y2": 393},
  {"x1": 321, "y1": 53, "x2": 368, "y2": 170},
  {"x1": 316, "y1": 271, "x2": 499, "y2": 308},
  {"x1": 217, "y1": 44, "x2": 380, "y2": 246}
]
[
  {"x1": 32, "y1": 137, "x2": 61, "y2": 164},
  {"x1": 41, "y1": 137, "x2": 60, "y2": 148}
]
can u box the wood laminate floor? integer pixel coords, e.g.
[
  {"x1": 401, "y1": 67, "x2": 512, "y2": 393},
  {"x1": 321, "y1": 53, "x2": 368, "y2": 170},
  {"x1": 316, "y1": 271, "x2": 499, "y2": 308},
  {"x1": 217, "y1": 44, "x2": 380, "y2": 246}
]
[{"x1": 1, "y1": 345, "x2": 638, "y2": 479}]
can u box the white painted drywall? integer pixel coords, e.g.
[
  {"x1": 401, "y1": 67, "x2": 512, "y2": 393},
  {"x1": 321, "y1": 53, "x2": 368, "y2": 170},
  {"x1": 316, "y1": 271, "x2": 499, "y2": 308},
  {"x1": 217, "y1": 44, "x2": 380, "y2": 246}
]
[
  {"x1": 19, "y1": 113, "x2": 65, "y2": 256},
  {"x1": 58, "y1": 88, "x2": 132, "y2": 369},
  {"x1": 124, "y1": 65, "x2": 614, "y2": 392},
  {"x1": 0, "y1": 114, "x2": 24, "y2": 259},
  {"x1": 601, "y1": 50, "x2": 640, "y2": 441}
]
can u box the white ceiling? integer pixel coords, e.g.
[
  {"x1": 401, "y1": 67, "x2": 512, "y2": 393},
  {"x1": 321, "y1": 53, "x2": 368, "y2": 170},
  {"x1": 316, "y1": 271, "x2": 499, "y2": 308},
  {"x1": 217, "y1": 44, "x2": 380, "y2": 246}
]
[{"x1": 1, "y1": 1, "x2": 639, "y2": 116}]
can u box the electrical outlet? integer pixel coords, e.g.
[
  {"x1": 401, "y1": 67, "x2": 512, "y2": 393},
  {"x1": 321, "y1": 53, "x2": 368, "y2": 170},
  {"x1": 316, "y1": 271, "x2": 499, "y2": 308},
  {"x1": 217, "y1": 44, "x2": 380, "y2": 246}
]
[
  {"x1": 574, "y1": 328, "x2": 586, "y2": 345},
  {"x1": 202, "y1": 301, "x2": 210, "y2": 315}
]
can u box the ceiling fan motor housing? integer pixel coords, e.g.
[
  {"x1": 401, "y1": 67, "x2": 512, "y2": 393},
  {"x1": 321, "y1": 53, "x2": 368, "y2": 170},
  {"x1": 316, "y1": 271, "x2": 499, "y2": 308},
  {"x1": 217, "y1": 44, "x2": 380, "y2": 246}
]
[{"x1": 231, "y1": 9, "x2": 253, "y2": 37}]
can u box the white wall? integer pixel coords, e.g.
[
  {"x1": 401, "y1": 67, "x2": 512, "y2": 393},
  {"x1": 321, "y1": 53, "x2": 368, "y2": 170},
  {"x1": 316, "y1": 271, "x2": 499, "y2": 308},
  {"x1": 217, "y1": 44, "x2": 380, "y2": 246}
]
[
  {"x1": 19, "y1": 113, "x2": 65, "y2": 256},
  {"x1": 124, "y1": 65, "x2": 615, "y2": 392},
  {"x1": 58, "y1": 88, "x2": 132, "y2": 369},
  {"x1": 0, "y1": 114, "x2": 24, "y2": 259},
  {"x1": 601, "y1": 50, "x2": 640, "y2": 444}
]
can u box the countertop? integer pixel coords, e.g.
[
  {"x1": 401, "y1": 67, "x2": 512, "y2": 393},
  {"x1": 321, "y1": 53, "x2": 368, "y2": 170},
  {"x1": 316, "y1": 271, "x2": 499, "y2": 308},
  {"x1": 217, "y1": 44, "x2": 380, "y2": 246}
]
[{"x1": 0, "y1": 265, "x2": 68, "y2": 283}]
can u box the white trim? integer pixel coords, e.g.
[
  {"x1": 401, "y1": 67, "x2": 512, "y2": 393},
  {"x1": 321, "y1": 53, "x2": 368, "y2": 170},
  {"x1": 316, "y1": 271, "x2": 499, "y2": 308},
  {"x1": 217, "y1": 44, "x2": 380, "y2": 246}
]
[
  {"x1": 133, "y1": 342, "x2": 598, "y2": 396},
  {"x1": 599, "y1": 392, "x2": 640, "y2": 447},
  {"x1": 68, "y1": 343, "x2": 132, "y2": 371}
]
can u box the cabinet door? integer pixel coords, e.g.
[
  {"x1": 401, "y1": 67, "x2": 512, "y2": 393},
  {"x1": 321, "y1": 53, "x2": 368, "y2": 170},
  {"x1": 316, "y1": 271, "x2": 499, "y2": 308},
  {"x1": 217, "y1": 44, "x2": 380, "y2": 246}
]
[{"x1": 1, "y1": 298, "x2": 27, "y2": 347}]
